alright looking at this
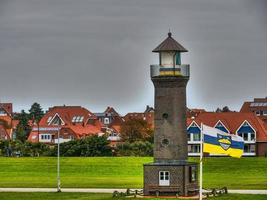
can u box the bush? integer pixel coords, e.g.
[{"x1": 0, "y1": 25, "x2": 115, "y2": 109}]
[
  {"x1": 48, "y1": 135, "x2": 112, "y2": 157},
  {"x1": 117, "y1": 141, "x2": 153, "y2": 156},
  {"x1": 0, "y1": 140, "x2": 50, "y2": 157}
]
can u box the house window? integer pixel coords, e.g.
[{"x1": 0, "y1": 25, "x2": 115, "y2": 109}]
[
  {"x1": 244, "y1": 144, "x2": 256, "y2": 153},
  {"x1": 40, "y1": 134, "x2": 51, "y2": 140},
  {"x1": 250, "y1": 133, "x2": 255, "y2": 141},
  {"x1": 188, "y1": 144, "x2": 200, "y2": 153},
  {"x1": 255, "y1": 111, "x2": 261, "y2": 116},
  {"x1": 72, "y1": 116, "x2": 84, "y2": 123},
  {"x1": 190, "y1": 166, "x2": 197, "y2": 182},
  {"x1": 238, "y1": 132, "x2": 255, "y2": 142},
  {"x1": 104, "y1": 117, "x2": 110, "y2": 124},
  {"x1": 263, "y1": 111, "x2": 267, "y2": 116},
  {"x1": 193, "y1": 133, "x2": 200, "y2": 141},
  {"x1": 187, "y1": 133, "x2": 191, "y2": 141},
  {"x1": 159, "y1": 171, "x2": 170, "y2": 186},
  {"x1": 243, "y1": 133, "x2": 248, "y2": 141}
]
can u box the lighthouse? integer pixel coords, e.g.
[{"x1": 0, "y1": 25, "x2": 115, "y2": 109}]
[{"x1": 143, "y1": 32, "x2": 198, "y2": 196}]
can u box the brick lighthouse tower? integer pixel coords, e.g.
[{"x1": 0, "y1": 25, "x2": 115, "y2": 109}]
[{"x1": 143, "y1": 32, "x2": 198, "y2": 196}]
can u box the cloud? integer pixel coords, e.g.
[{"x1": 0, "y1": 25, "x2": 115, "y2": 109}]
[{"x1": 0, "y1": 0, "x2": 266, "y2": 114}]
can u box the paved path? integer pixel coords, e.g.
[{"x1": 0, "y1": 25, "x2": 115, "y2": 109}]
[{"x1": 0, "y1": 188, "x2": 267, "y2": 195}]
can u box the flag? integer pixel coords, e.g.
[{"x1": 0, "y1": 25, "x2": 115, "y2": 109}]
[{"x1": 202, "y1": 124, "x2": 244, "y2": 158}]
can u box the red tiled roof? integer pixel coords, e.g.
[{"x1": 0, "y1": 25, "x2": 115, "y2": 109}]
[
  {"x1": 104, "y1": 106, "x2": 120, "y2": 116},
  {"x1": 40, "y1": 106, "x2": 96, "y2": 126},
  {"x1": 0, "y1": 103, "x2": 13, "y2": 115},
  {"x1": 69, "y1": 125, "x2": 101, "y2": 137},
  {"x1": 240, "y1": 102, "x2": 251, "y2": 112},
  {"x1": 187, "y1": 112, "x2": 267, "y2": 142},
  {"x1": 28, "y1": 106, "x2": 103, "y2": 142}
]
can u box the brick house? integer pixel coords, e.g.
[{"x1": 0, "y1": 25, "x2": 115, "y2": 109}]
[
  {"x1": 94, "y1": 106, "x2": 123, "y2": 145},
  {"x1": 28, "y1": 106, "x2": 103, "y2": 144},
  {"x1": 240, "y1": 97, "x2": 267, "y2": 124},
  {"x1": 187, "y1": 112, "x2": 267, "y2": 156}
]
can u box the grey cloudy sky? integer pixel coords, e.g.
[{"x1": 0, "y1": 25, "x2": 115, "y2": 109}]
[{"x1": 0, "y1": 0, "x2": 267, "y2": 114}]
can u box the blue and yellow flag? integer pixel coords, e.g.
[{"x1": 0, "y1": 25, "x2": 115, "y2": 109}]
[{"x1": 202, "y1": 125, "x2": 244, "y2": 158}]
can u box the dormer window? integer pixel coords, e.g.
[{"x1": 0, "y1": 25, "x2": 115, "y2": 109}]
[{"x1": 72, "y1": 116, "x2": 84, "y2": 123}]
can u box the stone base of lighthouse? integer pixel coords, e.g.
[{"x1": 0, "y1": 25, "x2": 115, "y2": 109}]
[{"x1": 143, "y1": 161, "x2": 198, "y2": 196}]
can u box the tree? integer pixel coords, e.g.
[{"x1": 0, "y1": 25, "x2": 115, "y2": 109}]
[
  {"x1": 29, "y1": 102, "x2": 44, "y2": 123},
  {"x1": 120, "y1": 119, "x2": 153, "y2": 143},
  {"x1": 15, "y1": 110, "x2": 31, "y2": 142},
  {"x1": 222, "y1": 106, "x2": 231, "y2": 112},
  {"x1": 216, "y1": 106, "x2": 232, "y2": 113}
]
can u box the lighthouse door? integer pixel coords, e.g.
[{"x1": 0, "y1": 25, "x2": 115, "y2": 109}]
[{"x1": 159, "y1": 171, "x2": 170, "y2": 186}]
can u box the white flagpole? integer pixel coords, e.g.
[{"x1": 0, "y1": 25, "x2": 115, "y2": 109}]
[{"x1": 199, "y1": 123, "x2": 203, "y2": 200}]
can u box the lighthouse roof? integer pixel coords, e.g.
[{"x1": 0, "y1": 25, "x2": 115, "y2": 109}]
[{"x1": 152, "y1": 32, "x2": 188, "y2": 53}]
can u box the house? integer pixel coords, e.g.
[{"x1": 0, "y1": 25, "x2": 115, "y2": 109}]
[
  {"x1": 94, "y1": 106, "x2": 121, "y2": 126},
  {"x1": 187, "y1": 112, "x2": 267, "y2": 157},
  {"x1": 94, "y1": 106, "x2": 123, "y2": 146},
  {"x1": 28, "y1": 106, "x2": 103, "y2": 144},
  {"x1": 0, "y1": 103, "x2": 18, "y2": 140},
  {"x1": 124, "y1": 105, "x2": 154, "y2": 129},
  {"x1": 240, "y1": 97, "x2": 267, "y2": 123}
]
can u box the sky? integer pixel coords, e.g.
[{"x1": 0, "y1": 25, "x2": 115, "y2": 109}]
[{"x1": 0, "y1": 0, "x2": 266, "y2": 114}]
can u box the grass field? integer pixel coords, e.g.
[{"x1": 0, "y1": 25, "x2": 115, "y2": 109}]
[
  {"x1": 0, "y1": 193, "x2": 266, "y2": 200},
  {"x1": 0, "y1": 157, "x2": 266, "y2": 189}
]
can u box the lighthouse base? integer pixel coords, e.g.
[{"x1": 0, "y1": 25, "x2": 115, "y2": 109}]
[{"x1": 143, "y1": 161, "x2": 198, "y2": 196}]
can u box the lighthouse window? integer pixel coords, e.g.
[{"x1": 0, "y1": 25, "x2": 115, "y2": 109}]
[
  {"x1": 161, "y1": 138, "x2": 170, "y2": 146},
  {"x1": 162, "y1": 113, "x2": 168, "y2": 119},
  {"x1": 159, "y1": 171, "x2": 170, "y2": 186}
]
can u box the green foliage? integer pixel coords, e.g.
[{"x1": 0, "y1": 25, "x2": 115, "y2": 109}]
[
  {"x1": 14, "y1": 110, "x2": 31, "y2": 142},
  {"x1": 49, "y1": 135, "x2": 112, "y2": 157},
  {"x1": 28, "y1": 102, "x2": 44, "y2": 123},
  {"x1": 0, "y1": 140, "x2": 50, "y2": 157},
  {"x1": 117, "y1": 141, "x2": 153, "y2": 156},
  {"x1": 120, "y1": 119, "x2": 153, "y2": 143},
  {"x1": 216, "y1": 106, "x2": 232, "y2": 113}
]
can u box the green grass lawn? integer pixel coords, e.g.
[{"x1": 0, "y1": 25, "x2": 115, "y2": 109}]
[
  {"x1": 0, "y1": 193, "x2": 266, "y2": 200},
  {"x1": 0, "y1": 157, "x2": 266, "y2": 189}
]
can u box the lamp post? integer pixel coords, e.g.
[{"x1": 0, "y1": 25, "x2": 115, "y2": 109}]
[{"x1": 57, "y1": 126, "x2": 61, "y2": 192}]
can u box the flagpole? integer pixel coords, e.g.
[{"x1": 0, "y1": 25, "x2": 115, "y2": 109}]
[{"x1": 199, "y1": 123, "x2": 203, "y2": 200}]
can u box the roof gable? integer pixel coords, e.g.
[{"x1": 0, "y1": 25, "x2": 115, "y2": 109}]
[
  {"x1": 236, "y1": 120, "x2": 255, "y2": 134},
  {"x1": 214, "y1": 120, "x2": 230, "y2": 133},
  {"x1": 187, "y1": 121, "x2": 200, "y2": 134}
]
